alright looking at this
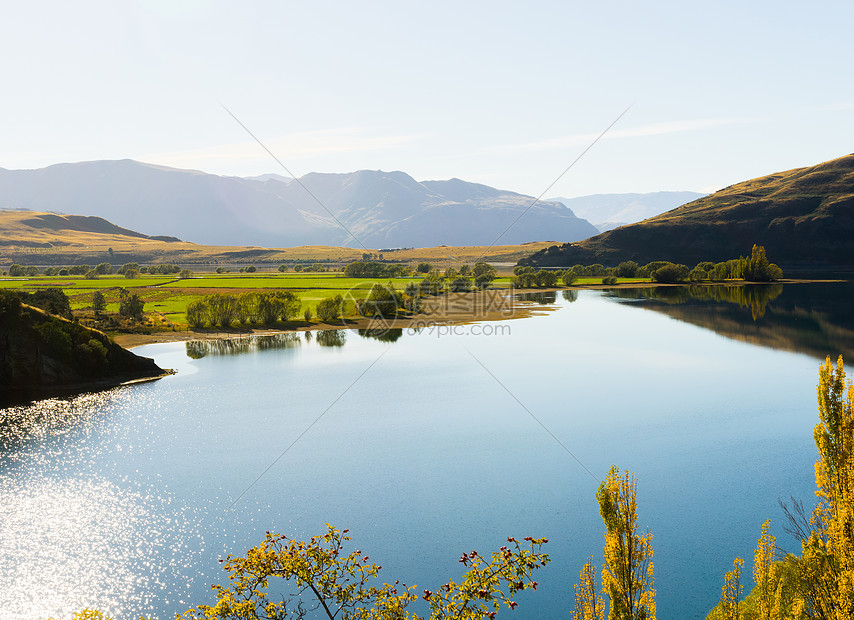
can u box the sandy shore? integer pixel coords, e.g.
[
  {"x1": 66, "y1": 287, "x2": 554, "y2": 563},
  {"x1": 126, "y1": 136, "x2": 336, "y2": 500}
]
[{"x1": 112, "y1": 279, "x2": 827, "y2": 349}]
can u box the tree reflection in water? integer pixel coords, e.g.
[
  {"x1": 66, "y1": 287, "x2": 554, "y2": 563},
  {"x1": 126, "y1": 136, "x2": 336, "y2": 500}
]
[{"x1": 185, "y1": 333, "x2": 303, "y2": 359}]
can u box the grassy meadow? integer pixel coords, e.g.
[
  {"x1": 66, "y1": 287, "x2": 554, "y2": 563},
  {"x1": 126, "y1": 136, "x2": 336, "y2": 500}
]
[{"x1": 0, "y1": 266, "x2": 654, "y2": 334}]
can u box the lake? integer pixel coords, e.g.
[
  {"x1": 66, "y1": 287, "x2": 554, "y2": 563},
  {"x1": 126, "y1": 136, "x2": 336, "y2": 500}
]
[{"x1": 2, "y1": 282, "x2": 852, "y2": 619}]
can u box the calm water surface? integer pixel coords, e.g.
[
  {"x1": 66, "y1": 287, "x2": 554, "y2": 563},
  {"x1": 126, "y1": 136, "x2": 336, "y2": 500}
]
[{"x1": 2, "y1": 283, "x2": 851, "y2": 619}]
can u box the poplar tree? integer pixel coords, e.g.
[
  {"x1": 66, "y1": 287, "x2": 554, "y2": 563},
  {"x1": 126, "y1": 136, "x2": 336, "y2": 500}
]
[{"x1": 596, "y1": 466, "x2": 656, "y2": 620}]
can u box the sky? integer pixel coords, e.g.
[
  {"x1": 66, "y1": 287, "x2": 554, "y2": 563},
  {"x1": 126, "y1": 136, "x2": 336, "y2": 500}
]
[{"x1": 1, "y1": 0, "x2": 852, "y2": 198}]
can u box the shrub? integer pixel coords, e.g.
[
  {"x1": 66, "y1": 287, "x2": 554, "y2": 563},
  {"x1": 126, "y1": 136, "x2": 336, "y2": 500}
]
[
  {"x1": 316, "y1": 294, "x2": 345, "y2": 322},
  {"x1": 651, "y1": 263, "x2": 689, "y2": 283},
  {"x1": 186, "y1": 300, "x2": 207, "y2": 328},
  {"x1": 602, "y1": 275, "x2": 618, "y2": 285}
]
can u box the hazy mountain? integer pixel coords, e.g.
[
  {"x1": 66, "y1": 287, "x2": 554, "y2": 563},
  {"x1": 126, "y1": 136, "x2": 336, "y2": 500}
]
[
  {"x1": 522, "y1": 154, "x2": 854, "y2": 268},
  {"x1": 0, "y1": 160, "x2": 598, "y2": 248},
  {"x1": 547, "y1": 191, "x2": 706, "y2": 232}
]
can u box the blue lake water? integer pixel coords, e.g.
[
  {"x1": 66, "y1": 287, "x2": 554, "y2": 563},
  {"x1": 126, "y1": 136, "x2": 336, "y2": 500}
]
[{"x1": 2, "y1": 283, "x2": 852, "y2": 619}]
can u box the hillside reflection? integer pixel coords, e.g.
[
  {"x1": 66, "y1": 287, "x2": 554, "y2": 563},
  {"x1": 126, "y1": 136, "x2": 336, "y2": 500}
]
[{"x1": 606, "y1": 282, "x2": 854, "y2": 361}]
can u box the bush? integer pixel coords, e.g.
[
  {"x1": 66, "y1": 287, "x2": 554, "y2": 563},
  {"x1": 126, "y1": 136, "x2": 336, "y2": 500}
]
[
  {"x1": 602, "y1": 276, "x2": 618, "y2": 285},
  {"x1": 651, "y1": 263, "x2": 689, "y2": 283},
  {"x1": 303, "y1": 307, "x2": 313, "y2": 322},
  {"x1": 615, "y1": 261, "x2": 639, "y2": 278},
  {"x1": 92, "y1": 291, "x2": 106, "y2": 315},
  {"x1": 358, "y1": 283, "x2": 402, "y2": 317},
  {"x1": 119, "y1": 292, "x2": 145, "y2": 321},
  {"x1": 689, "y1": 266, "x2": 708, "y2": 282},
  {"x1": 186, "y1": 300, "x2": 207, "y2": 328},
  {"x1": 316, "y1": 294, "x2": 345, "y2": 322}
]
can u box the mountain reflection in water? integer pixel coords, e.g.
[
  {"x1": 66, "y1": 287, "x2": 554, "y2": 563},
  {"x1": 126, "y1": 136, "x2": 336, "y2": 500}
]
[{"x1": 605, "y1": 282, "x2": 854, "y2": 361}]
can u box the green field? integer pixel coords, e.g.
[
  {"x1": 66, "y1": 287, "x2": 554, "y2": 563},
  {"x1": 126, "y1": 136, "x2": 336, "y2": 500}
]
[{"x1": 0, "y1": 272, "x2": 645, "y2": 330}]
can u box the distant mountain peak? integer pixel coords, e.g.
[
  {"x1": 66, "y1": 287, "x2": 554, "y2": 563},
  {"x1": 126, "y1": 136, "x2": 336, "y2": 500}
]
[{"x1": 0, "y1": 159, "x2": 599, "y2": 248}]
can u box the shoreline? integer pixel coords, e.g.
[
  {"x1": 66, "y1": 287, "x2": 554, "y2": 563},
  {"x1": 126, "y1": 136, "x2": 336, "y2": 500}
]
[{"x1": 112, "y1": 279, "x2": 831, "y2": 349}]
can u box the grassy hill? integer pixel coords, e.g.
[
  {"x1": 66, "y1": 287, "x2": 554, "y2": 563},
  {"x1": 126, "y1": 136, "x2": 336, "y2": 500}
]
[
  {"x1": 0, "y1": 209, "x2": 553, "y2": 268},
  {"x1": 0, "y1": 290, "x2": 164, "y2": 403},
  {"x1": 521, "y1": 154, "x2": 854, "y2": 268}
]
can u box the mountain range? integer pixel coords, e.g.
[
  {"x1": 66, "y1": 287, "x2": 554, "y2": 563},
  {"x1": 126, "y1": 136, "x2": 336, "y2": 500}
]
[
  {"x1": 522, "y1": 153, "x2": 854, "y2": 268},
  {"x1": 0, "y1": 160, "x2": 602, "y2": 248}
]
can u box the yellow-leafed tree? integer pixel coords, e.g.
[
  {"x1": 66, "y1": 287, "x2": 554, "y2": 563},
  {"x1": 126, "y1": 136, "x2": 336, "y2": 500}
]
[
  {"x1": 573, "y1": 559, "x2": 605, "y2": 620},
  {"x1": 596, "y1": 466, "x2": 656, "y2": 620}
]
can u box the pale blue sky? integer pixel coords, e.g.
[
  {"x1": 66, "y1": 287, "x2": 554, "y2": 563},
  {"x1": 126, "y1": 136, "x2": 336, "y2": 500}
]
[{"x1": 2, "y1": 0, "x2": 852, "y2": 197}]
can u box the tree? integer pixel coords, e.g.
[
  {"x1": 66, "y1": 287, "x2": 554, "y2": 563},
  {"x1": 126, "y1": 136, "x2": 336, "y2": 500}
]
[
  {"x1": 278, "y1": 264, "x2": 289, "y2": 272},
  {"x1": 95, "y1": 262, "x2": 113, "y2": 275},
  {"x1": 358, "y1": 283, "x2": 402, "y2": 318},
  {"x1": 573, "y1": 560, "x2": 605, "y2": 620},
  {"x1": 416, "y1": 262, "x2": 432, "y2": 274},
  {"x1": 615, "y1": 261, "x2": 639, "y2": 278},
  {"x1": 91, "y1": 291, "x2": 106, "y2": 315},
  {"x1": 181, "y1": 525, "x2": 549, "y2": 620},
  {"x1": 317, "y1": 294, "x2": 345, "y2": 322},
  {"x1": 186, "y1": 299, "x2": 207, "y2": 328},
  {"x1": 650, "y1": 263, "x2": 688, "y2": 284},
  {"x1": 246, "y1": 265, "x2": 257, "y2": 273},
  {"x1": 8, "y1": 264, "x2": 25, "y2": 276},
  {"x1": 204, "y1": 293, "x2": 240, "y2": 328},
  {"x1": 535, "y1": 269, "x2": 558, "y2": 288},
  {"x1": 472, "y1": 262, "x2": 497, "y2": 289},
  {"x1": 740, "y1": 245, "x2": 783, "y2": 282},
  {"x1": 119, "y1": 291, "x2": 144, "y2": 321},
  {"x1": 596, "y1": 466, "x2": 656, "y2": 620},
  {"x1": 179, "y1": 269, "x2": 193, "y2": 279},
  {"x1": 718, "y1": 557, "x2": 744, "y2": 620},
  {"x1": 124, "y1": 268, "x2": 140, "y2": 279},
  {"x1": 805, "y1": 355, "x2": 854, "y2": 618}
]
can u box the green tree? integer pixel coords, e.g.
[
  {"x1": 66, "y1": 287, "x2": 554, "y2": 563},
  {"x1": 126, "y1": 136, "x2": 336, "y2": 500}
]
[
  {"x1": 615, "y1": 261, "x2": 639, "y2": 278},
  {"x1": 95, "y1": 262, "x2": 113, "y2": 275},
  {"x1": 278, "y1": 264, "x2": 289, "y2": 272},
  {"x1": 317, "y1": 294, "x2": 345, "y2": 322},
  {"x1": 186, "y1": 299, "x2": 207, "y2": 328},
  {"x1": 119, "y1": 291, "x2": 144, "y2": 321},
  {"x1": 91, "y1": 291, "x2": 106, "y2": 315},
  {"x1": 8, "y1": 264, "x2": 25, "y2": 276},
  {"x1": 472, "y1": 262, "x2": 497, "y2": 289},
  {"x1": 651, "y1": 263, "x2": 688, "y2": 284},
  {"x1": 416, "y1": 262, "x2": 432, "y2": 273},
  {"x1": 358, "y1": 283, "x2": 403, "y2": 317}
]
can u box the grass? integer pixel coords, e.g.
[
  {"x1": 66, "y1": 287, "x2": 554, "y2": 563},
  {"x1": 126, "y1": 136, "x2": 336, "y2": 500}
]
[{"x1": 0, "y1": 271, "x2": 652, "y2": 332}]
